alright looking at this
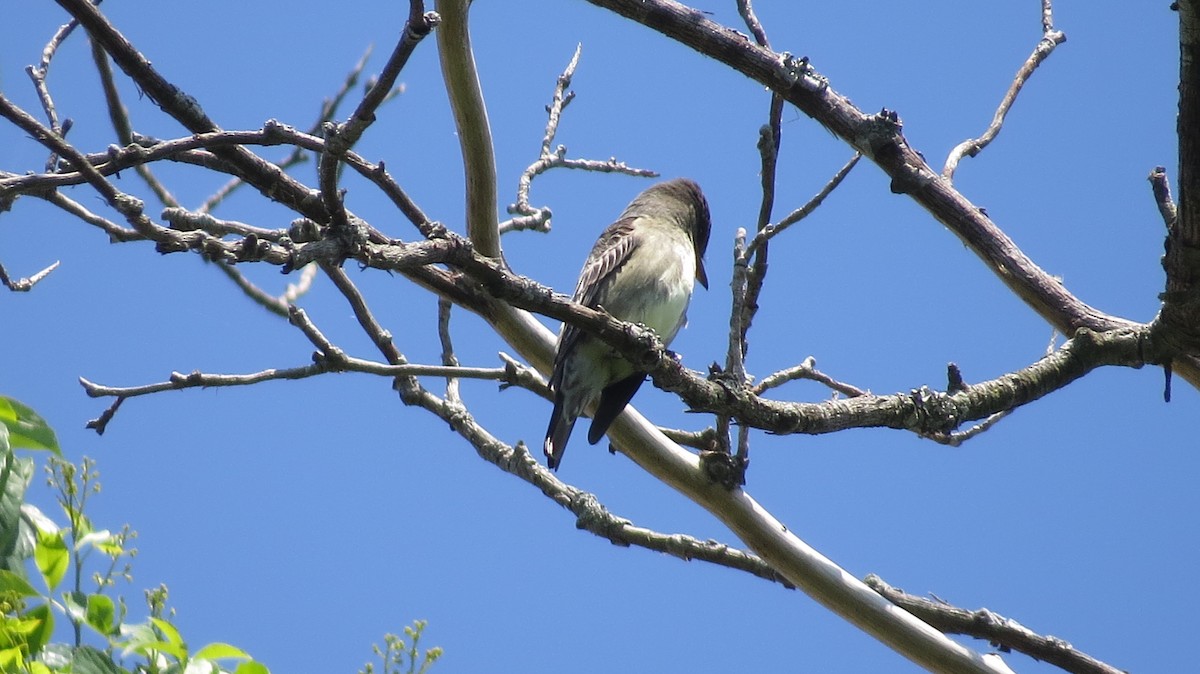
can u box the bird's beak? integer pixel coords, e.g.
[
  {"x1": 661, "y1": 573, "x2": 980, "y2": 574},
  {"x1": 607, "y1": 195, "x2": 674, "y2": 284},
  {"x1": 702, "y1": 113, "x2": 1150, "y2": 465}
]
[{"x1": 696, "y1": 258, "x2": 708, "y2": 290}]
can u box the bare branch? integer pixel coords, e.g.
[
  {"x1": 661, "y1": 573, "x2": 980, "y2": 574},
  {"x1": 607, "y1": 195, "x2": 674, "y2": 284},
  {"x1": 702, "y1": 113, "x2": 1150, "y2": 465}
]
[
  {"x1": 89, "y1": 34, "x2": 179, "y2": 209},
  {"x1": 1041, "y1": 0, "x2": 1057, "y2": 34},
  {"x1": 753, "y1": 356, "x2": 869, "y2": 398},
  {"x1": 739, "y1": 94, "x2": 785, "y2": 349},
  {"x1": 943, "y1": 4, "x2": 1067, "y2": 179},
  {"x1": 502, "y1": 45, "x2": 657, "y2": 234},
  {"x1": 657, "y1": 426, "x2": 722, "y2": 453},
  {"x1": 211, "y1": 262, "x2": 292, "y2": 318},
  {"x1": 735, "y1": 0, "x2": 771, "y2": 48},
  {"x1": 1149, "y1": 166, "x2": 1178, "y2": 230},
  {"x1": 0, "y1": 260, "x2": 60, "y2": 292},
  {"x1": 24, "y1": 13, "x2": 79, "y2": 171},
  {"x1": 0, "y1": 91, "x2": 167, "y2": 240},
  {"x1": 318, "y1": 11, "x2": 438, "y2": 237},
  {"x1": 84, "y1": 396, "x2": 124, "y2": 436},
  {"x1": 867, "y1": 575, "x2": 1126, "y2": 674},
  {"x1": 437, "y1": 0, "x2": 500, "y2": 257},
  {"x1": 438, "y1": 298, "x2": 463, "y2": 406},
  {"x1": 40, "y1": 190, "x2": 141, "y2": 242},
  {"x1": 743, "y1": 153, "x2": 861, "y2": 260},
  {"x1": 197, "y1": 46, "x2": 382, "y2": 215},
  {"x1": 718, "y1": 226, "x2": 750, "y2": 456},
  {"x1": 497, "y1": 351, "x2": 549, "y2": 398}
]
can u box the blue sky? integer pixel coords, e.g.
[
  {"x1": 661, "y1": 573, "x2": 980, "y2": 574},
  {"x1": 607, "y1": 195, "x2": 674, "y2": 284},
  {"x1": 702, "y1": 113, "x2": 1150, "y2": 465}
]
[{"x1": 1, "y1": 2, "x2": 1193, "y2": 673}]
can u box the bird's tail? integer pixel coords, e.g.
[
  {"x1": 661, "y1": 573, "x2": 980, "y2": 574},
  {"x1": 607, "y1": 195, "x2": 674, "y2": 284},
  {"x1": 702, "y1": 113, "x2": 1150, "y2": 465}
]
[{"x1": 543, "y1": 398, "x2": 577, "y2": 471}]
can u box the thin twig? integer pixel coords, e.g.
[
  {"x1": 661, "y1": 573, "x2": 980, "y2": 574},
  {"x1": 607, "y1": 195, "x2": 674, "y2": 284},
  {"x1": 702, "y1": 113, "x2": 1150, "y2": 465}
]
[
  {"x1": 438, "y1": 298, "x2": 463, "y2": 406},
  {"x1": 25, "y1": 13, "x2": 81, "y2": 170},
  {"x1": 740, "y1": 94, "x2": 785, "y2": 348},
  {"x1": 753, "y1": 356, "x2": 868, "y2": 397},
  {"x1": 214, "y1": 263, "x2": 291, "y2": 317},
  {"x1": 319, "y1": 262, "x2": 425, "y2": 401},
  {"x1": 716, "y1": 227, "x2": 750, "y2": 455},
  {"x1": 658, "y1": 426, "x2": 723, "y2": 453},
  {"x1": 0, "y1": 260, "x2": 60, "y2": 292},
  {"x1": 743, "y1": 153, "x2": 861, "y2": 260},
  {"x1": 79, "y1": 359, "x2": 513, "y2": 400},
  {"x1": 502, "y1": 44, "x2": 657, "y2": 234},
  {"x1": 728, "y1": 12, "x2": 784, "y2": 456},
  {"x1": 39, "y1": 190, "x2": 141, "y2": 242},
  {"x1": 1041, "y1": 0, "x2": 1056, "y2": 34},
  {"x1": 197, "y1": 46, "x2": 387, "y2": 216},
  {"x1": 162, "y1": 208, "x2": 288, "y2": 240},
  {"x1": 497, "y1": 351, "x2": 549, "y2": 398},
  {"x1": 89, "y1": 34, "x2": 179, "y2": 209},
  {"x1": 943, "y1": 2, "x2": 1067, "y2": 179}
]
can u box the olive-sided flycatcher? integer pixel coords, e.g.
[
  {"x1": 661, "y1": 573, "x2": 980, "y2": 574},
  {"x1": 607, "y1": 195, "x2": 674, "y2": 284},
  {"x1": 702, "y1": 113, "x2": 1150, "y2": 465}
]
[{"x1": 543, "y1": 178, "x2": 711, "y2": 470}]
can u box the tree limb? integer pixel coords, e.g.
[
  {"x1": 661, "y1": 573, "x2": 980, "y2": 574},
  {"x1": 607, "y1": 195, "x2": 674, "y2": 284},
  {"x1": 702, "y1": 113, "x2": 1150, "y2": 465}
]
[{"x1": 867, "y1": 575, "x2": 1126, "y2": 674}]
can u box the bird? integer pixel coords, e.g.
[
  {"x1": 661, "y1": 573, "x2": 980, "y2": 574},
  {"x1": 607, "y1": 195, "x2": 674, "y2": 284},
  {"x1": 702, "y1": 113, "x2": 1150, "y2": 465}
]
[{"x1": 543, "y1": 178, "x2": 711, "y2": 470}]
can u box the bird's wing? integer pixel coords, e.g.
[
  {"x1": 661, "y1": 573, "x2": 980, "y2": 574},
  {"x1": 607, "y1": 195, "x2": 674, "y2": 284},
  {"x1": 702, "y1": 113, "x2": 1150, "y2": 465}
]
[
  {"x1": 573, "y1": 216, "x2": 639, "y2": 307},
  {"x1": 551, "y1": 216, "x2": 640, "y2": 378}
]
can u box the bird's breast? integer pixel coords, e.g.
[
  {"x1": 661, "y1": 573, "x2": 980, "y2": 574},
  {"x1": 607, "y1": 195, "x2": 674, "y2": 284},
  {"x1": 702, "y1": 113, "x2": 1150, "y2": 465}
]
[{"x1": 603, "y1": 235, "x2": 695, "y2": 346}]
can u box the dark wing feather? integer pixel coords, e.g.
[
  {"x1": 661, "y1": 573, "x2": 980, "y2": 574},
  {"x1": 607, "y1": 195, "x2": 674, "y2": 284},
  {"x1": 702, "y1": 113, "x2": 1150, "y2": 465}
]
[
  {"x1": 573, "y1": 216, "x2": 639, "y2": 306},
  {"x1": 587, "y1": 372, "x2": 647, "y2": 445},
  {"x1": 551, "y1": 216, "x2": 640, "y2": 376}
]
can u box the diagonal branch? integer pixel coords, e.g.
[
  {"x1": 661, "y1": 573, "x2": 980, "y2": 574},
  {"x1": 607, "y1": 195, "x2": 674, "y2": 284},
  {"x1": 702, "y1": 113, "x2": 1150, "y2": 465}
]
[{"x1": 867, "y1": 575, "x2": 1125, "y2": 674}]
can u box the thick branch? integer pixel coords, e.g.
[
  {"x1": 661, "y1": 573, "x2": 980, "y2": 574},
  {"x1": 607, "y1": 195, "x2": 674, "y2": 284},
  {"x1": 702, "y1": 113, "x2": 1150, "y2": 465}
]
[
  {"x1": 436, "y1": 0, "x2": 501, "y2": 259},
  {"x1": 1158, "y1": 1, "x2": 1200, "y2": 360}
]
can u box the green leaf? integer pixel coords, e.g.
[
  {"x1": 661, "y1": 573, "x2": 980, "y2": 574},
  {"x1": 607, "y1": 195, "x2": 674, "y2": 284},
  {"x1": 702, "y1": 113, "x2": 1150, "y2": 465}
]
[
  {"x1": 0, "y1": 646, "x2": 22, "y2": 672},
  {"x1": 233, "y1": 661, "x2": 271, "y2": 674},
  {"x1": 86, "y1": 594, "x2": 117, "y2": 636},
  {"x1": 150, "y1": 617, "x2": 185, "y2": 651},
  {"x1": 125, "y1": 638, "x2": 188, "y2": 662},
  {"x1": 193, "y1": 643, "x2": 250, "y2": 661},
  {"x1": 34, "y1": 529, "x2": 69, "y2": 591},
  {"x1": 0, "y1": 451, "x2": 35, "y2": 572},
  {"x1": 23, "y1": 603, "x2": 53, "y2": 655},
  {"x1": 4, "y1": 613, "x2": 42, "y2": 638},
  {"x1": 0, "y1": 397, "x2": 60, "y2": 454},
  {"x1": 21, "y1": 504, "x2": 57, "y2": 535},
  {"x1": 30, "y1": 660, "x2": 53, "y2": 674},
  {"x1": 73, "y1": 513, "x2": 94, "y2": 540},
  {"x1": 0, "y1": 569, "x2": 40, "y2": 597},
  {"x1": 117, "y1": 619, "x2": 156, "y2": 648},
  {"x1": 72, "y1": 645, "x2": 130, "y2": 674},
  {"x1": 63, "y1": 591, "x2": 88, "y2": 625}
]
